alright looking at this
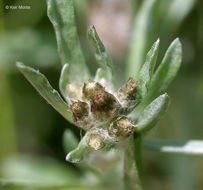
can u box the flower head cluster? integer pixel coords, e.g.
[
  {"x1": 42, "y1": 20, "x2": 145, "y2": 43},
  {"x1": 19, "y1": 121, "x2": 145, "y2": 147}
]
[{"x1": 65, "y1": 77, "x2": 138, "y2": 157}]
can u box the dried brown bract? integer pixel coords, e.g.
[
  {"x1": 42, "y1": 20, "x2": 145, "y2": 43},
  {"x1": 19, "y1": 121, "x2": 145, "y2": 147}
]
[{"x1": 108, "y1": 117, "x2": 135, "y2": 141}]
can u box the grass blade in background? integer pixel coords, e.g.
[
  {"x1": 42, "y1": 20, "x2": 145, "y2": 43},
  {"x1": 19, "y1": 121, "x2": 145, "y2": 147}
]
[
  {"x1": 88, "y1": 25, "x2": 114, "y2": 90},
  {"x1": 160, "y1": 0, "x2": 197, "y2": 37},
  {"x1": 126, "y1": 0, "x2": 194, "y2": 81},
  {"x1": 47, "y1": 0, "x2": 90, "y2": 83},
  {"x1": 143, "y1": 139, "x2": 203, "y2": 155},
  {"x1": 137, "y1": 94, "x2": 170, "y2": 133},
  {"x1": 126, "y1": 0, "x2": 159, "y2": 80},
  {"x1": 16, "y1": 62, "x2": 73, "y2": 123},
  {"x1": 138, "y1": 39, "x2": 160, "y2": 99}
]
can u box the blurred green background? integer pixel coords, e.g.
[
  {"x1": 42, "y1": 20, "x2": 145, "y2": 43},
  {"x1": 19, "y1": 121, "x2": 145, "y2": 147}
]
[{"x1": 0, "y1": 0, "x2": 203, "y2": 189}]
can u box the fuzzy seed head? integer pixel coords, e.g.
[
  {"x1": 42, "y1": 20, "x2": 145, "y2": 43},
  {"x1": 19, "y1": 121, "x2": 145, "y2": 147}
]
[
  {"x1": 70, "y1": 101, "x2": 89, "y2": 122},
  {"x1": 88, "y1": 134, "x2": 104, "y2": 150},
  {"x1": 108, "y1": 117, "x2": 134, "y2": 141},
  {"x1": 124, "y1": 78, "x2": 138, "y2": 97},
  {"x1": 91, "y1": 90, "x2": 109, "y2": 110},
  {"x1": 91, "y1": 89, "x2": 120, "y2": 121},
  {"x1": 116, "y1": 78, "x2": 138, "y2": 113},
  {"x1": 117, "y1": 78, "x2": 138, "y2": 100}
]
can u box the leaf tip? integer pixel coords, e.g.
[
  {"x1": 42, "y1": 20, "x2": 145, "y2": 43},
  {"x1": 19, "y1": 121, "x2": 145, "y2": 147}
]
[
  {"x1": 65, "y1": 153, "x2": 71, "y2": 162},
  {"x1": 66, "y1": 150, "x2": 83, "y2": 163},
  {"x1": 155, "y1": 38, "x2": 160, "y2": 44},
  {"x1": 161, "y1": 93, "x2": 170, "y2": 102},
  {"x1": 172, "y1": 38, "x2": 182, "y2": 48},
  {"x1": 89, "y1": 24, "x2": 95, "y2": 30},
  {"x1": 87, "y1": 25, "x2": 96, "y2": 39},
  {"x1": 16, "y1": 61, "x2": 24, "y2": 69}
]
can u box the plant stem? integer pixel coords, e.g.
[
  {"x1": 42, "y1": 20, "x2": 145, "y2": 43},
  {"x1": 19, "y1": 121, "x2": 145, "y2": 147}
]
[{"x1": 124, "y1": 134, "x2": 143, "y2": 190}]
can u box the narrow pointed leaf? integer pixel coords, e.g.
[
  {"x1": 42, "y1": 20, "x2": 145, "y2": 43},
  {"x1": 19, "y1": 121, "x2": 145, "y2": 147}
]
[
  {"x1": 131, "y1": 39, "x2": 181, "y2": 120},
  {"x1": 66, "y1": 135, "x2": 88, "y2": 163},
  {"x1": 16, "y1": 62, "x2": 73, "y2": 123},
  {"x1": 88, "y1": 25, "x2": 114, "y2": 90},
  {"x1": 137, "y1": 94, "x2": 170, "y2": 133},
  {"x1": 143, "y1": 139, "x2": 203, "y2": 155},
  {"x1": 138, "y1": 39, "x2": 159, "y2": 99},
  {"x1": 148, "y1": 38, "x2": 182, "y2": 100},
  {"x1": 47, "y1": 0, "x2": 90, "y2": 83}
]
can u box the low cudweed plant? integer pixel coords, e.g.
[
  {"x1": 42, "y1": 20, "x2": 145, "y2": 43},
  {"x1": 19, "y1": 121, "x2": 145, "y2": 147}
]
[{"x1": 15, "y1": 0, "x2": 203, "y2": 189}]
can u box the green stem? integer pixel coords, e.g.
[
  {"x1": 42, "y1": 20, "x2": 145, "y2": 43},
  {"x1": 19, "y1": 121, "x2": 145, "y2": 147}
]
[{"x1": 124, "y1": 134, "x2": 143, "y2": 190}]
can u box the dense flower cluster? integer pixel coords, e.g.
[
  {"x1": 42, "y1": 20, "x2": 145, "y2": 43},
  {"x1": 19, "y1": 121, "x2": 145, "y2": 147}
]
[{"x1": 67, "y1": 78, "x2": 138, "y2": 151}]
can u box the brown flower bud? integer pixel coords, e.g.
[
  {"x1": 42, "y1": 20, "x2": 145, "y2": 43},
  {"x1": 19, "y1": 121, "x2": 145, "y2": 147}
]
[
  {"x1": 91, "y1": 89, "x2": 110, "y2": 110},
  {"x1": 108, "y1": 117, "x2": 135, "y2": 141},
  {"x1": 82, "y1": 80, "x2": 104, "y2": 100},
  {"x1": 88, "y1": 134, "x2": 104, "y2": 151},
  {"x1": 116, "y1": 78, "x2": 138, "y2": 112},
  {"x1": 117, "y1": 78, "x2": 138, "y2": 100},
  {"x1": 90, "y1": 89, "x2": 120, "y2": 122},
  {"x1": 70, "y1": 101, "x2": 92, "y2": 130}
]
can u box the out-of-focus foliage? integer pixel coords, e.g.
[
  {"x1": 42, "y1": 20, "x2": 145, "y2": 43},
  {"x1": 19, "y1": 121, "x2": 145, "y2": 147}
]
[
  {"x1": 143, "y1": 139, "x2": 203, "y2": 155},
  {"x1": 0, "y1": 30, "x2": 59, "y2": 71},
  {"x1": 126, "y1": 0, "x2": 197, "y2": 79}
]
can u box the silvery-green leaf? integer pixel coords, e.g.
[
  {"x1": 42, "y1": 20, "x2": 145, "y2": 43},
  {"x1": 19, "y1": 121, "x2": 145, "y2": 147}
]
[
  {"x1": 126, "y1": 0, "x2": 159, "y2": 79},
  {"x1": 137, "y1": 94, "x2": 170, "y2": 133},
  {"x1": 16, "y1": 62, "x2": 73, "y2": 123},
  {"x1": 47, "y1": 0, "x2": 90, "y2": 83},
  {"x1": 138, "y1": 39, "x2": 159, "y2": 99},
  {"x1": 143, "y1": 139, "x2": 203, "y2": 155},
  {"x1": 147, "y1": 38, "x2": 182, "y2": 100},
  {"x1": 66, "y1": 135, "x2": 88, "y2": 163},
  {"x1": 88, "y1": 25, "x2": 114, "y2": 90},
  {"x1": 131, "y1": 39, "x2": 181, "y2": 120}
]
